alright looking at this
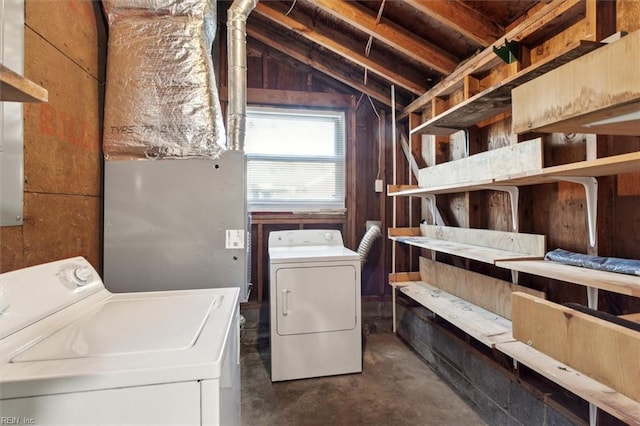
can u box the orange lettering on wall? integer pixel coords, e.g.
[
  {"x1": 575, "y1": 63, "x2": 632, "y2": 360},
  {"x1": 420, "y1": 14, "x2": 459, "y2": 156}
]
[
  {"x1": 37, "y1": 103, "x2": 98, "y2": 151},
  {"x1": 39, "y1": 104, "x2": 56, "y2": 136},
  {"x1": 67, "y1": 0, "x2": 95, "y2": 26}
]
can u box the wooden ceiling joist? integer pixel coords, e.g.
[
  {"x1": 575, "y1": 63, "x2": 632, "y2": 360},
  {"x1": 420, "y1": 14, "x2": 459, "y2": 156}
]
[
  {"x1": 399, "y1": 0, "x2": 586, "y2": 119},
  {"x1": 246, "y1": 24, "x2": 402, "y2": 109},
  {"x1": 312, "y1": 0, "x2": 459, "y2": 75},
  {"x1": 254, "y1": 1, "x2": 428, "y2": 95},
  {"x1": 402, "y1": 0, "x2": 503, "y2": 47}
]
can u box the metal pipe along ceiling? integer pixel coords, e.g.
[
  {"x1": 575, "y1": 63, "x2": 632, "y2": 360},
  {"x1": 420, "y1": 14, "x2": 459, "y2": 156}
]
[{"x1": 227, "y1": 0, "x2": 258, "y2": 151}]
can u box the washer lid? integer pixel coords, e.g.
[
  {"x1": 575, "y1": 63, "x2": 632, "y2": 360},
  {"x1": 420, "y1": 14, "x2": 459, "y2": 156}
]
[{"x1": 11, "y1": 292, "x2": 219, "y2": 362}]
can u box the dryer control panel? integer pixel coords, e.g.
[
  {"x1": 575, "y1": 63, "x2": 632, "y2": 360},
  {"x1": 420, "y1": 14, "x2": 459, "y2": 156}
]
[{"x1": 269, "y1": 229, "x2": 344, "y2": 248}]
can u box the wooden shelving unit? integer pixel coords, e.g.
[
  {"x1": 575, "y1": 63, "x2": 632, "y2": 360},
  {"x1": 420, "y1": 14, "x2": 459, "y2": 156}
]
[
  {"x1": 409, "y1": 40, "x2": 602, "y2": 136},
  {"x1": 389, "y1": 6, "x2": 640, "y2": 424},
  {"x1": 0, "y1": 63, "x2": 48, "y2": 103}
]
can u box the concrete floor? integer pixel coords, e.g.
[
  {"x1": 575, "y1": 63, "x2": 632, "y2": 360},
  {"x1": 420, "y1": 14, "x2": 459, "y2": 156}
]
[{"x1": 241, "y1": 332, "x2": 486, "y2": 426}]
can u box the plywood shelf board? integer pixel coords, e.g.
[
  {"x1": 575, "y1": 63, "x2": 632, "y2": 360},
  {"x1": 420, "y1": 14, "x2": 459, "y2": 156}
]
[
  {"x1": 398, "y1": 280, "x2": 515, "y2": 347},
  {"x1": 495, "y1": 151, "x2": 640, "y2": 186},
  {"x1": 512, "y1": 293, "x2": 640, "y2": 404},
  {"x1": 418, "y1": 139, "x2": 543, "y2": 189},
  {"x1": 389, "y1": 149, "x2": 638, "y2": 200},
  {"x1": 496, "y1": 341, "x2": 640, "y2": 425},
  {"x1": 390, "y1": 236, "x2": 541, "y2": 265},
  {"x1": 512, "y1": 30, "x2": 640, "y2": 136},
  {"x1": 410, "y1": 40, "x2": 602, "y2": 136},
  {"x1": 387, "y1": 179, "x2": 494, "y2": 197},
  {"x1": 496, "y1": 259, "x2": 640, "y2": 297},
  {"x1": 0, "y1": 63, "x2": 48, "y2": 103},
  {"x1": 420, "y1": 257, "x2": 545, "y2": 320},
  {"x1": 421, "y1": 224, "x2": 546, "y2": 257}
]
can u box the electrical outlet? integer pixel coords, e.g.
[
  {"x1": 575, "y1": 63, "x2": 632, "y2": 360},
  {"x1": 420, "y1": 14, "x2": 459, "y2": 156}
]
[{"x1": 374, "y1": 179, "x2": 384, "y2": 193}]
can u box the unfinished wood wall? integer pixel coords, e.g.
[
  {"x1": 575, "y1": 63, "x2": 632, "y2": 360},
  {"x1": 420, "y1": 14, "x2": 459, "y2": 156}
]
[
  {"x1": 0, "y1": 0, "x2": 106, "y2": 273},
  {"x1": 225, "y1": 37, "x2": 391, "y2": 304}
]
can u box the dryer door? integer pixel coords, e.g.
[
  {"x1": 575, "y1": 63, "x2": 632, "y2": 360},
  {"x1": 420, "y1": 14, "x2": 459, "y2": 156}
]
[{"x1": 275, "y1": 264, "x2": 357, "y2": 336}]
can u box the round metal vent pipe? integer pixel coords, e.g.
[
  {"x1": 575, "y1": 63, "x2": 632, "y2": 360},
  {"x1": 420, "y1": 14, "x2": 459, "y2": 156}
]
[{"x1": 227, "y1": 0, "x2": 258, "y2": 151}]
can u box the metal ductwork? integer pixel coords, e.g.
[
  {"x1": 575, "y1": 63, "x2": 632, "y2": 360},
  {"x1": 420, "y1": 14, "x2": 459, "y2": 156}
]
[{"x1": 227, "y1": 0, "x2": 258, "y2": 151}]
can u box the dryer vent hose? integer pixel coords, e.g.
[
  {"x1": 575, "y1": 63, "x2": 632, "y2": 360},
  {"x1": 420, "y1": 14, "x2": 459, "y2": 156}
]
[{"x1": 357, "y1": 224, "x2": 382, "y2": 265}]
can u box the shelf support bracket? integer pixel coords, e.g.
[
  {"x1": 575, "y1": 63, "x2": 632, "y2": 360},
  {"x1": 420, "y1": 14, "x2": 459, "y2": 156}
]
[
  {"x1": 552, "y1": 177, "x2": 598, "y2": 247},
  {"x1": 478, "y1": 186, "x2": 519, "y2": 232},
  {"x1": 589, "y1": 403, "x2": 597, "y2": 426},
  {"x1": 424, "y1": 194, "x2": 446, "y2": 226},
  {"x1": 587, "y1": 286, "x2": 598, "y2": 310},
  {"x1": 392, "y1": 286, "x2": 397, "y2": 333}
]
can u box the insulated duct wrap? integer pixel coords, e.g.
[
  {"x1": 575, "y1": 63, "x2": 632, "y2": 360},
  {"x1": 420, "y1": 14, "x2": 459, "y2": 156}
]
[{"x1": 102, "y1": 0, "x2": 225, "y2": 160}]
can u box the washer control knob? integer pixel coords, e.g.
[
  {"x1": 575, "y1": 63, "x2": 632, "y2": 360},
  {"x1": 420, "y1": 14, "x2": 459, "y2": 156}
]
[
  {"x1": 324, "y1": 232, "x2": 334, "y2": 241},
  {"x1": 73, "y1": 267, "x2": 93, "y2": 286}
]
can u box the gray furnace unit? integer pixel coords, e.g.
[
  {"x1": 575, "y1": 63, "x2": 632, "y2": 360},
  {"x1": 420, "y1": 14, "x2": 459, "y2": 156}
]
[{"x1": 103, "y1": 150, "x2": 250, "y2": 301}]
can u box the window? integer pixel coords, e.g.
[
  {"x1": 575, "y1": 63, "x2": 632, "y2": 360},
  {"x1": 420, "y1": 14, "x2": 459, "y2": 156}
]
[{"x1": 245, "y1": 107, "x2": 346, "y2": 212}]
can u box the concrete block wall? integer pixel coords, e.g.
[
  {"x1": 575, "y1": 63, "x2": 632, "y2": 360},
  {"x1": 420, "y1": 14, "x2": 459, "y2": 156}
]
[{"x1": 396, "y1": 305, "x2": 582, "y2": 426}]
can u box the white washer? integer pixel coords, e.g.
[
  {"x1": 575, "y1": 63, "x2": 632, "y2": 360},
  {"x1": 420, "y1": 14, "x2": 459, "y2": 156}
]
[
  {"x1": 0, "y1": 257, "x2": 240, "y2": 426},
  {"x1": 268, "y1": 229, "x2": 361, "y2": 382}
]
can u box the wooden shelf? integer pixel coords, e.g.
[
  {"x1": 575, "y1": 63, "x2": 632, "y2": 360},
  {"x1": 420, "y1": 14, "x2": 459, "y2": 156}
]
[
  {"x1": 390, "y1": 224, "x2": 545, "y2": 265},
  {"x1": 389, "y1": 235, "x2": 541, "y2": 265},
  {"x1": 497, "y1": 341, "x2": 640, "y2": 425},
  {"x1": 387, "y1": 180, "x2": 492, "y2": 197},
  {"x1": 0, "y1": 63, "x2": 48, "y2": 103},
  {"x1": 389, "y1": 151, "x2": 640, "y2": 197},
  {"x1": 409, "y1": 40, "x2": 602, "y2": 136},
  {"x1": 496, "y1": 259, "x2": 640, "y2": 297},
  {"x1": 495, "y1": 151, "x2": 640, "y2": 186},
  {"x1": 393, "y1": 280, "x2": 515, "y2": 347},
  {"x1": 512, "y1": 30, "x2": 640, "y2": 136}
]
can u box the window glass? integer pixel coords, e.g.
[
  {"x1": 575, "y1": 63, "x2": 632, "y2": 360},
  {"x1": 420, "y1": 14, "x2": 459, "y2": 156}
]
[{"x1": 245, "y1": 107, "x2": 345, "y2": 212}]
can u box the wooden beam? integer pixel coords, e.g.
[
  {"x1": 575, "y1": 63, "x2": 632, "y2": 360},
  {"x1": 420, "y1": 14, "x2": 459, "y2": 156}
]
[
  {"x1": 402, "y1": 0, "x2": 503, "y2": 47},
  {"x1": 246, "y1": 24, "x2": 401, "y2": 108},
  {"x1": 219, "y1": 86, "x2": 355, "y2": 109},
  {"x1": 312, "y1": 0, "x2": 458, "y2": 75},
  {"x1": 253, "y1": 2, "x2": 427, "y2": 95},
  {"x1": 389, "y1": 271, "x2": 421, "y2": 283},
  {"x1": 399, "y1": 0, "x2": 585, "y2": 119}
]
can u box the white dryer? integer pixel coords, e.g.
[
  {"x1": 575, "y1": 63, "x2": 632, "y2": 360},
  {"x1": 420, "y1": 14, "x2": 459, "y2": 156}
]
[
  {"x1": 268, "y1": 229, "x2": 361, "y2": 382},
  {"x1": 0, "y1": 257, "x2": 240, "y2": 426}
]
